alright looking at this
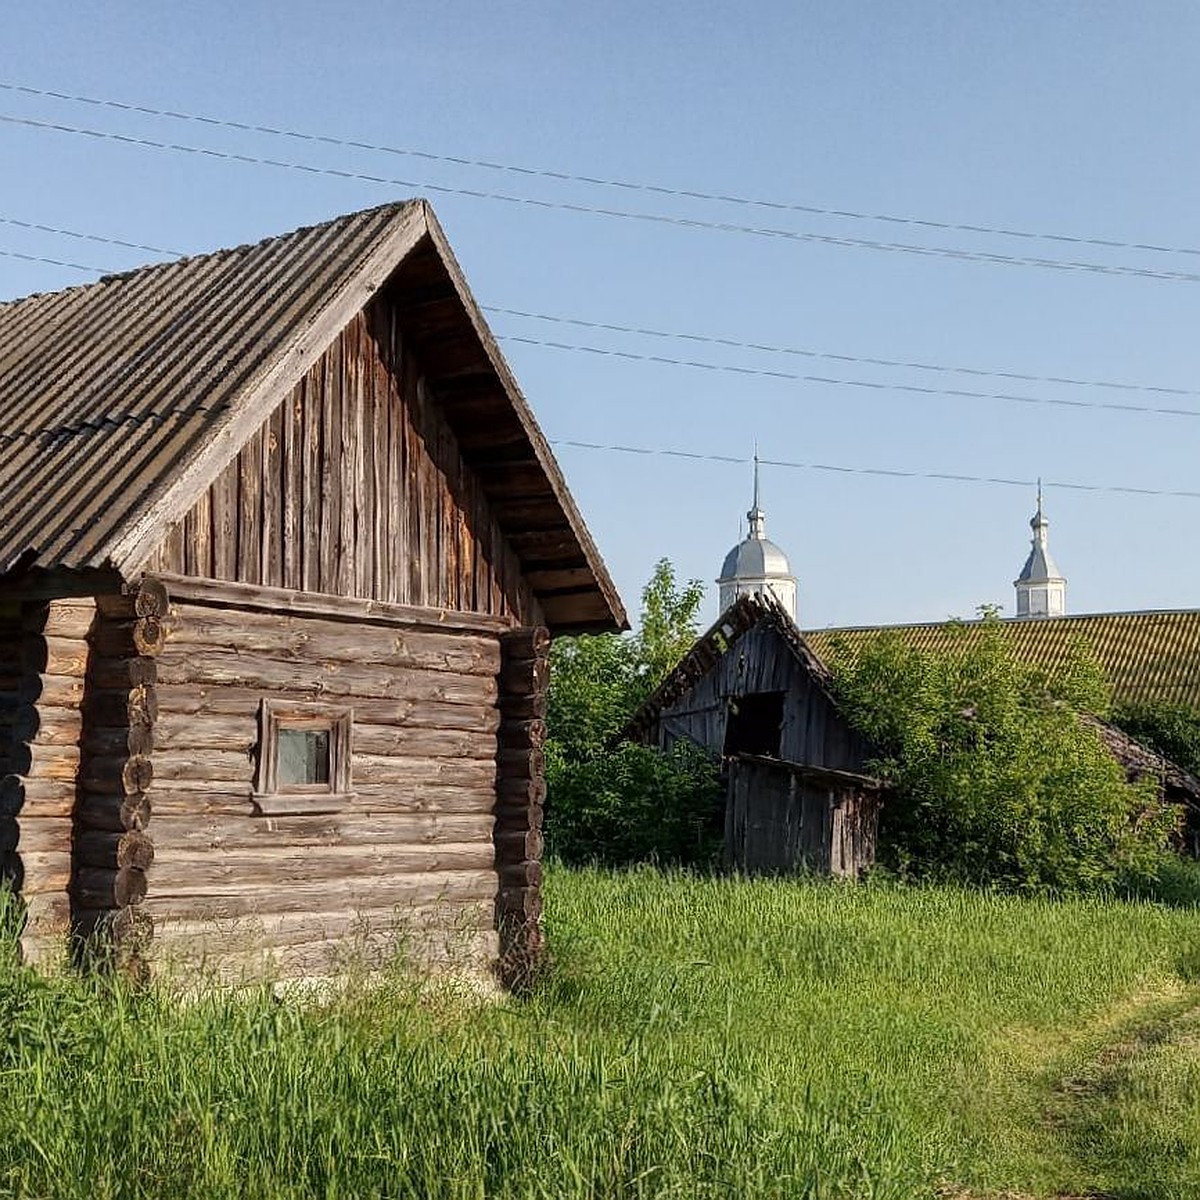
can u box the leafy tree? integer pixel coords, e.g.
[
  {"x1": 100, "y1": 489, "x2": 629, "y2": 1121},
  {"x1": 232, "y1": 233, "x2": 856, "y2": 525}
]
[
  {"x1": 545, "y1": 559, "x2": 705, "y2": 763},
  {"x1": 545, "y1": 559, "x2": 719, "y2": 866},
  {"x1": 829, "y1": 620, "x2": 1176, "y2": 893}
]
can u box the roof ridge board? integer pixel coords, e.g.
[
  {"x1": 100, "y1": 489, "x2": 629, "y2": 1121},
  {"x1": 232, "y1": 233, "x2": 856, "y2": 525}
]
[
  {"x1": 420, "y1": 208, "x2": 628, "y2": 632},
  {"x1": 106, "y1": 203, "x2": 430, "y2": 575},
  {"x1": 8, "y1": 212, "x2": 403, "y2": 570}
]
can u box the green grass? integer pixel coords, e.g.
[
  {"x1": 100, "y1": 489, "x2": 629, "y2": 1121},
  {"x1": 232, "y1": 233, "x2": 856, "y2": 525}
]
[{"x1": 0, "y1": 869, "x2": 1198, "y2": 1198}]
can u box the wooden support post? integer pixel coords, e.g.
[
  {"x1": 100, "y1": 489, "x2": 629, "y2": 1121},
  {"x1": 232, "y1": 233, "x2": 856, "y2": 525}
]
[
  {"x1": 71, "y1": 577, "x2": 165, "y2": 978},
  {"x1": 493, "y1": 626, "x2": 549, "y2": 989}
]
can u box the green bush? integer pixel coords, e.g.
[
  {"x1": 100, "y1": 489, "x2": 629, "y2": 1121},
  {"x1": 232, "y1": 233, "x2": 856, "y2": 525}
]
[
  {"x1": 545, "y1": 740, "x2": 723, "y2": 867},
  {"x1": 545, "y1": 559, "x2": 720, "y2": 866},
  {"x1": 829, "y1": 620, "x2": 1177, "y2": 893}
]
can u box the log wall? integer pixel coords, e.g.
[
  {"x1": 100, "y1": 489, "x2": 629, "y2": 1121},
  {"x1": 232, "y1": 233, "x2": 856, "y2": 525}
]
[
  {"x1": 142, "y1": 593, "x2": 504, "y2": 980},
  {"x1": 493, "y1": 627, "x2": 549, "y2": 988},
  {"x1": 143, "y1": 306, "x2": 543, "y2": 627},
  {"x1": 70, "y1": 580, "x2": 166, "y2": 974},
  {"x1": 0, "y1": 598, "x2": 93, "y2": 963}
]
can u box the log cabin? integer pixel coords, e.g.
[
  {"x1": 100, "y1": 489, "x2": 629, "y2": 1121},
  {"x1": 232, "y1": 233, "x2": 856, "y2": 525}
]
[
  {"x1": 624, "y1": 594, "x2": 884, "y2": 877},
  {"x1": 0, "y1": 200, "x2": 626, "y2": 983}
]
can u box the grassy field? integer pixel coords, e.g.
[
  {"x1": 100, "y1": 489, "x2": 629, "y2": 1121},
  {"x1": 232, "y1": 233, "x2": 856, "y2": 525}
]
[{"x1": 0, "y1": 869, "x2": 1197, "y2": 1198}]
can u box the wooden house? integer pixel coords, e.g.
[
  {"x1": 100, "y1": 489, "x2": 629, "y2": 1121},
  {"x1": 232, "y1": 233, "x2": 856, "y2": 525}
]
[
  {"x1": 0, "y1": 200, "x2": 626, "y2": 981},
  {"x1": 624, "y1": 594, "x2": 883, "y2": 876}
]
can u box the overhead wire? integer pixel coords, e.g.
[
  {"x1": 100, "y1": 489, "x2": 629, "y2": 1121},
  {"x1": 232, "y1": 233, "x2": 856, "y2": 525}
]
[
  {"x1": 4, "y1": 110, "x2": 1200, "y2": 284},
  {"x1": 3, "y1": 219, "x2": 1200, "y2": 418},
  {"x1": 0, "y1": 235, "x2": 1193, "y2": 498},
  {"x1": 3, "y1": 78, "x2": 1199, "y2": 262},
  {"x1": 548, "y1": 439, "x2": 1200, "y2": 500},
  {"x1": 488, "y1": 308, "x2": 1200, "y2": 401},
  {"x1": 502, "y1": 334, "x2": 1200, "y2": 419}
]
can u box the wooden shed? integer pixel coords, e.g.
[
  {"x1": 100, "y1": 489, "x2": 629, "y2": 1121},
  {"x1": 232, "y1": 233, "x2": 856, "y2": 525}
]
[
  {"x1": 0, "y1": 200, "x2": 626, "y2": 982},
  {"x1": 624, "y1": 594, "x2": 883, "y2": 877}
]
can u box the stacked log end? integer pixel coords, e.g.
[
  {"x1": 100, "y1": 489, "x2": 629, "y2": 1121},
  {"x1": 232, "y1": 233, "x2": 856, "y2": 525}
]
[
  {"x1": 71, "y1": 578, "x2": 166, "y2": 977},
  {"x1": 494, "y1": 626, "x2": 550, "y2": 990},
  {"x1": 1, "y1": 597, "x2": 93, "y2": 966}
]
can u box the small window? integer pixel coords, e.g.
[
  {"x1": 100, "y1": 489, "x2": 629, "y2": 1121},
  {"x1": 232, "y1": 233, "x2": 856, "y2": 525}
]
[
  {"x1": 277, "y1": 728, "x2": 331, "y2": 787},
  {"x1": 255, "y1": 700, "x2": 353, "y2": 813},
  {"x1": 724, "y1": 691, "x2": 786, "y2": 759}
]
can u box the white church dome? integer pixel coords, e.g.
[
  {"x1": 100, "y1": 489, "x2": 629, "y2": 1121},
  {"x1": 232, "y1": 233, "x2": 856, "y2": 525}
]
[{"x1": 717, "y1": 456, "x2": 798, "y2": 621}]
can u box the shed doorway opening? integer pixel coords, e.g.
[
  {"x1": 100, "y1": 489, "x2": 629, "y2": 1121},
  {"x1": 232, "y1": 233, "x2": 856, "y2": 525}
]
[{"x1": 724, "y1": 691, "x2": 785, "y2": 758}]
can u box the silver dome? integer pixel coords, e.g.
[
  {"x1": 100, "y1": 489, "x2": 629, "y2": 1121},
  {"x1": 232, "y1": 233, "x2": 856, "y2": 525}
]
[{"x1": 718, "y1": 535, "x2": 792, "y2": 583}]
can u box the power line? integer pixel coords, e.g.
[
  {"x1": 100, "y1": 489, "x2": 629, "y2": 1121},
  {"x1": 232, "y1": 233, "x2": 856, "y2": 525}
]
[
  {"x1": 3, "y1": 221, "x2": 1199, "y2": 417},
  {"x1": 5, "y1": 110, "x2": 1200, "y2": 285},
  {"x1": 0, "y1": 246, "x2": 108, "y2": 274},
  {"x1": 4, "y1": 78, "x2": 1199, "y2": 263},
  {"x1": 486, "y1": 306, "x2": 1200, "y2": 401},
  {"x1": 503, "y1": 334, "x2": 1200, "y2": 419},
  {"x1": 549, "y1": 439, "x2": 1200, "y2": 500},
  {"x1": 0, "y1": 215, "x2": 182, "y2": 257},
  {"x1": 6, "y1": 213, "x2": 1200, "y2": 402}
]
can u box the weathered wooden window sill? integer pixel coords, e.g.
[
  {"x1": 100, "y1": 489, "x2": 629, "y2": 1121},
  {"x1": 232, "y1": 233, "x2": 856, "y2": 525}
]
[{"x1": 251, "y1": 793, "x2": 357, "y2": 817}]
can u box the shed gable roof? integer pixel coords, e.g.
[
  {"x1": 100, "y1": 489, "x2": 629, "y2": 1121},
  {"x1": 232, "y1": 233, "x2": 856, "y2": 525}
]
[
  {"x1": 0, "y1": 200, "x2": 625, "y2": 633},
  {"x1": 623, "y1": 592, "x2": 841, "y2": 744}
]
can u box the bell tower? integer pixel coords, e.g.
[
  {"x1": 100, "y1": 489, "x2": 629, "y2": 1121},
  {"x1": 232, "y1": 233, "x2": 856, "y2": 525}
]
[{"x1": 1014, "y1": 483, "x2": 1066, "y2": 618}]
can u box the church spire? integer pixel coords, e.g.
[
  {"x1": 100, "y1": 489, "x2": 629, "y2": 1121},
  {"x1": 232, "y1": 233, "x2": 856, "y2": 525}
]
[
  {"x1": 1014, "y1": 481, "x2": 1066, "y2": 618},
  {"x1": 717, "y1": 449, "x2": 798, "y2": 620},
  {"x1": 747, "y1": 447, "x2": 766, "y2": 539}
]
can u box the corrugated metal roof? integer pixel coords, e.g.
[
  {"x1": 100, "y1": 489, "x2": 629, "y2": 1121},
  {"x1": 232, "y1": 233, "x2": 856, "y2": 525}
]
[
  {"x1": 0, "y1": 202, "x2": 411, "y2": 573},
  {"x1": 804, "y1": 610, "x2": 1200, "y2": 708}
]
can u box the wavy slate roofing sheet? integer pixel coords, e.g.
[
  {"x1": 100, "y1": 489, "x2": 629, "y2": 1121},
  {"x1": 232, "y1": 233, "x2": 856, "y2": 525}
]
[
  {"x1": 804, "y1": 610, "x2": 1200, "y2": 708},
  {"x1": 0, "y1": 203, "x2": 409, "y2": 573}
]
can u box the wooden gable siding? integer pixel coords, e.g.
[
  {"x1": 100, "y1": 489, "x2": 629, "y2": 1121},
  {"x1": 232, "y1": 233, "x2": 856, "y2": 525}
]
[
  {"x1": 657, "y1": 624, "x2": 872, "y2": 774},
  {"x1": 144, "y1": 303, "x2": 542, "y2": 625}
]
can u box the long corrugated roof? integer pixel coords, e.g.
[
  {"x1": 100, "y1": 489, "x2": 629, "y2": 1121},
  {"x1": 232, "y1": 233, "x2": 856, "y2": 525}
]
[
  {"x1": 804, "y1": 610, "x2": 1200, "y2": 708},
  {"x1": 0, "y1": 200, "x2": 626, "y2": 632}
]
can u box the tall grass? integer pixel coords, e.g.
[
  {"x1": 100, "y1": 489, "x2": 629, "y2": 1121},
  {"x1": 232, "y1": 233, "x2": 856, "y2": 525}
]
[{"x1": 0, "y1": 870, "x2": 1195, "y2": 1198}]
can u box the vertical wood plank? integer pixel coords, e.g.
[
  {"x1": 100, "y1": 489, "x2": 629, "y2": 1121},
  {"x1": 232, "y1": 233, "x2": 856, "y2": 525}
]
[
  {"x1": 211, "y1": 458, "x2": 238, "y2": 580},
  {"x1": 338, "y1": 330, "x2": 357, "y2": 597},
  {"x1": 282, "y1": 382, "x2": 302, "y2": 590},
  {"x1": 319, "y1": 342, "x2": 340, "y2": 595},
  {"x1": 367, "y1": 320, "x2": 384, "y2": 602},
  {"x1": 237, "y1": 428, "x2": 263, "y2": 586},
  {"x1": 302, "y1": 365, "x2": 322, "y2": 594}
]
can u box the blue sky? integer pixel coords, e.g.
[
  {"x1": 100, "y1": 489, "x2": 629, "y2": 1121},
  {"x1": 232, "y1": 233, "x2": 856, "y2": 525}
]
[{"x1": 3, "y1": 3, "x2": 1199, "y2": 628}]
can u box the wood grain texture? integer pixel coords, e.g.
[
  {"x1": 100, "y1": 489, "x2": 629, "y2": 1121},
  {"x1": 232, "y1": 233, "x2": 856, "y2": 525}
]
[
  {"x1": 144, "y1": 308, "x2": 544, "y2": 626},
  {"x1": 140, "y1": 596, "x2": 504, "y2": 976}
]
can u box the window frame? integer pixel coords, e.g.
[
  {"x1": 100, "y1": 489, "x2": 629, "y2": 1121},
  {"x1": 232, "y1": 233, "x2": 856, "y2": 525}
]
[{"x1": 254, "y1": 699, "x2": 354, "y2": 814}]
